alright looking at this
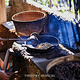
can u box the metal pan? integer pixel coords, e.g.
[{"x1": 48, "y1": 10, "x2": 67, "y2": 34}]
[{"x1": 26, "y1": 35, "x2": 59, "y2": 53}]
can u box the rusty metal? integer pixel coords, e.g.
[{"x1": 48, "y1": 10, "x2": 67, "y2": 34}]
[{"x1": 12, "y1": 11, "x2": 46, "y2": 36}]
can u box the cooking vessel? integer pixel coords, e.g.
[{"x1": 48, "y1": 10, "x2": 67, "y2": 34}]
[
  {"x1": 26, "y1": 35, "x2": 59, "y2": 53},
  {"x1": 46, "y1": 53, "x2": 80, "y2": 80},
  {"x1": 12, "y1": 11, "x2": 46, "y2": 36}
]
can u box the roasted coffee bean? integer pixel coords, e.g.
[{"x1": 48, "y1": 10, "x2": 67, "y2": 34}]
[{"x1": 48, "y1": 61, "x2": 80, "y2": 80}]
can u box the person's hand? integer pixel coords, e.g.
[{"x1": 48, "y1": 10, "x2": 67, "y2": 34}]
[{"x1": 0, "y1": 70, "x2": 10, "y2": 80}]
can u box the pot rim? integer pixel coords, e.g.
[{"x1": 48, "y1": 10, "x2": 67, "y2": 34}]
[
  {"x1": 12, "y1": 11, "x2": 46, "y2": 22},
  {"x1": 46, "y1": 54, "x2": 80, "y2": 74}
]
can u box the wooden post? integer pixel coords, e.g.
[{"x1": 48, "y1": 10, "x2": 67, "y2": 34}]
[
  {"x1": 49, "y1": 0, "x2": 52, "y2": 8},
  {"x1": 0, "y1": 0, "x2": 6, "y2": 26},
  {"x1": 0, "y1": 0, "x2": 7, "y2": 51}
]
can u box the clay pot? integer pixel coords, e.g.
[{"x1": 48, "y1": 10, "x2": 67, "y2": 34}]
[{"x1": 12, "y1": 11, "x2": 46, "y2": 36}]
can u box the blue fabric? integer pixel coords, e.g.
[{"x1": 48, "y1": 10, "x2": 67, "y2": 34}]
[{"x1": 45, "y1": 14, "x2": 79, "y2": 50}]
